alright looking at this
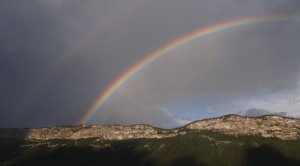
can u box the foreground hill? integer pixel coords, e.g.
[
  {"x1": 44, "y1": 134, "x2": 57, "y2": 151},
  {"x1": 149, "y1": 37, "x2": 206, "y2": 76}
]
[{"x1": 1, "y1": 115, "x2": 300, "y2": 166}]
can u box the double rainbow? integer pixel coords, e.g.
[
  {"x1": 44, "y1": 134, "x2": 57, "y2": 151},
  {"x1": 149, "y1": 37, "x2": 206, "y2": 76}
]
[{"x1": 80, "y1": 15, "x2": 299, "y2": 124}]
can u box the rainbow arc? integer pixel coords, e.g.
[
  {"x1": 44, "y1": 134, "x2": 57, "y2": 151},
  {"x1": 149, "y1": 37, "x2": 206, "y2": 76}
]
[{"x1": 80, "y1": 15, "x2": 300, "y2": 124}]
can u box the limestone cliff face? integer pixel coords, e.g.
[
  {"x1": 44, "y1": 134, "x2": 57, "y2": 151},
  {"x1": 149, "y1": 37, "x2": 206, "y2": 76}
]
[
  {"x1": 1, "y1": 115, "x2": 300, "y2": 141},
  {"x1": 186, "y1": 115, "x2": 300, "y2": 140},
  {"x1": 0, "y1": 125, "x2": 182, "y2": 141}
]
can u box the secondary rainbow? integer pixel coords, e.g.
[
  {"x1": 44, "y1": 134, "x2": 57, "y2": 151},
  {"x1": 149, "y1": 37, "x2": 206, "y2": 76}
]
[
  {"x1": 80, "y1": 15, "x2": 299, "y2": 124},
  {"x1": 22, "y1": 0, "x2": 149, "y2": 113}
]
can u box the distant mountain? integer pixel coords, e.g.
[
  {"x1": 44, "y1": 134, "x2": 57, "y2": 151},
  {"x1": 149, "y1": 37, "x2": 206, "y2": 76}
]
[{"x1": 1, "y1": 115, "x2": 300, "y2": 166}]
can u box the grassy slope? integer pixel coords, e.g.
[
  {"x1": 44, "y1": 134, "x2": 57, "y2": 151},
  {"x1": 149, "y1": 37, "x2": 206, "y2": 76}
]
[{"x1": 1, "y1": 130, "x2": 300, "y2": 166}]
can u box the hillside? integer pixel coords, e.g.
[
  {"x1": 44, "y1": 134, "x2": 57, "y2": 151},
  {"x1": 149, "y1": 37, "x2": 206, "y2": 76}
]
[
  {"x1": 1, "y1": 115, "x2": 300, "y2": 166},
  {"x1": 1, "y1": 114, "x2": 300, "y2": 141}
]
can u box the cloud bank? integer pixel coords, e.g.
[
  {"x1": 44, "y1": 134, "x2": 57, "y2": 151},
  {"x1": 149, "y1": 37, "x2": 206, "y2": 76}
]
[
  {"x1": 1, "y1": 0, "x2": 300, "y2": 128},
  {"x1": 237, "y1": 108, "x2": 287, "y2": 117}
]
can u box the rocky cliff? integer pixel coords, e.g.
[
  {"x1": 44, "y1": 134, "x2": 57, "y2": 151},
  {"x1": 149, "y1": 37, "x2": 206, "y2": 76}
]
[
  {"x1": 1, "y1": 115, "x2": 300, "y2": 141},
  {"x1": 186, "y1": 115, "x2": 300, "y2": 140},
  {"x1": 0, "y1": 124, "x2": 182, "y2": 141}
]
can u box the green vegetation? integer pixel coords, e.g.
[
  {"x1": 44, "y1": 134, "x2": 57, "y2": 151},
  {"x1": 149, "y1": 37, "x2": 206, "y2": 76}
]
[{"x1": 1, "y1": 131, "x2": 300, "y2": 166}]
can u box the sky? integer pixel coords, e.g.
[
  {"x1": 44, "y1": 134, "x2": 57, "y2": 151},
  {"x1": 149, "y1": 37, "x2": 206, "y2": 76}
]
[{"x1": 1, "y1": 0, "x2": 300, "y2": 128}]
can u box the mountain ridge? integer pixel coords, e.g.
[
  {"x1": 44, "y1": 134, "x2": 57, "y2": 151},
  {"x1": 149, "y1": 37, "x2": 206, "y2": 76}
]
[{"x1": 1, "y1": 114, "x2": 300, "y2": 141}]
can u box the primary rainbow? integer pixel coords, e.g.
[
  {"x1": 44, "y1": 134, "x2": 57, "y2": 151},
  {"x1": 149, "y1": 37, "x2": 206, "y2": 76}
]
[{"x1": 80, "y1": 15, "x2": 299, "y2": 124}]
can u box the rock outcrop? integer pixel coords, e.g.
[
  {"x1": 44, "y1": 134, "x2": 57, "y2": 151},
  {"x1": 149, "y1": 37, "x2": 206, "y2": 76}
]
[
  {"x1": 1, "y1": 115, "x2": 300, "y2": 141},
  {"x1": 186, "y1": 115, "x2": 300, "y2": 140},
  {"x1": 0, "y1": 124, "x2": 182, "y2": 141}
]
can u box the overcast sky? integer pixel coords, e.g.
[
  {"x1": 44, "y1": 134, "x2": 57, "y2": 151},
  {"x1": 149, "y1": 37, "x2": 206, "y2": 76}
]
[{"x1": 1, "y1": 0, "x2": 300, "y2": 128}]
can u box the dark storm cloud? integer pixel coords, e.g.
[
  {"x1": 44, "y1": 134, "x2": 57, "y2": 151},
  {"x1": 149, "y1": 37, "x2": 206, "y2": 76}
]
[
  {"x1": 1, "y1": 0, "x2": 300, "y2": 128},
  {"x1": 0, "y1": 0, "x2": 131, "y2": 127},
  {"x1": 0, "y1": 1, "x2": 71, "y2": 127}
]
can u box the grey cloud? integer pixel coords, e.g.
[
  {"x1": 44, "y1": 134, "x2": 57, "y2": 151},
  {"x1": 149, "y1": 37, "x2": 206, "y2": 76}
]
[
  {"x1": 237, "y1": 108, "x2": 287, "y2": 117},
  {"x1": 238, "y1": 0, "x2": 300, "y2": 14},
  {"x1": 1, "y1": 0, "x2": 300, "y2": 128},
  {"x1": 118, "y1": 27, "x2": 300, "y2": 98}
]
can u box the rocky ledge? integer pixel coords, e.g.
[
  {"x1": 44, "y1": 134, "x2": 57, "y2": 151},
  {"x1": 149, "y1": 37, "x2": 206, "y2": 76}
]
[
  {"x1": 1, "y1": 115, "x2": 300, "y2": 141},
  {"x1": 186, "y1": 115, "x2": 300, "y2": 140}
]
